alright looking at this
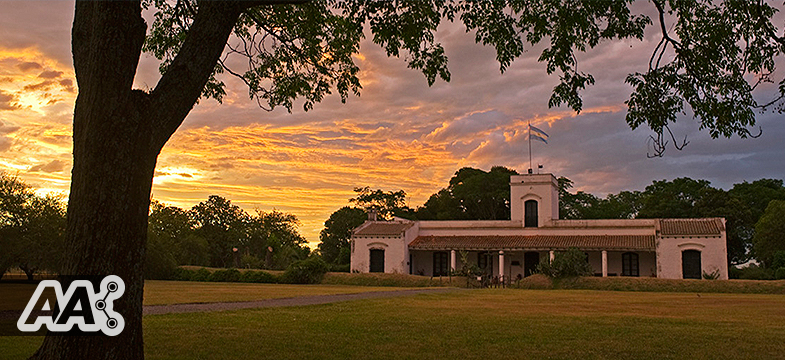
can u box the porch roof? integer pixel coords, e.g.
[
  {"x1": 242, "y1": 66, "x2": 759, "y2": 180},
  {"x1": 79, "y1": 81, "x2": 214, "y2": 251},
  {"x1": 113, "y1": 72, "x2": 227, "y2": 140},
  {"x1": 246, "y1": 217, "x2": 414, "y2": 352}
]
[{"x1": 408, "y1": 234, "x2": 656, "y2": 251}]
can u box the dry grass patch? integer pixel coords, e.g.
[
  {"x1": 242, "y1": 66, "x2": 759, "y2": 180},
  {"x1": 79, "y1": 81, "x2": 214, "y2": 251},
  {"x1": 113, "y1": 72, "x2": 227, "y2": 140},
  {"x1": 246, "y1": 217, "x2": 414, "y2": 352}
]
[
  {"x1": 144, "y1": 281, "x2": 409, "y2": 305},
  {"x1": 322, "y1": 272, "x2": 466, "y2": 287},
  {"x1": 555, "y1": 276, "x2": 785, "y2": 294}
]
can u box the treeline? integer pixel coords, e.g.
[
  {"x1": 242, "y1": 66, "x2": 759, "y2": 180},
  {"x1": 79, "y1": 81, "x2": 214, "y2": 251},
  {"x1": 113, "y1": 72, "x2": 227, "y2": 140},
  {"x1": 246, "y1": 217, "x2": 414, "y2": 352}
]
[
  {"x1": 145, "y1": 195, "x2": 311, "y2": 279},
  {"x1": 0, "y1": 173, "x2": 313, "y2": 280},
  {"x1": 0, "y1": 173, "x2": 66, "y2": 280},
  {"x1": 317, "y1": 167, "x2": 785, "y2": 277}
]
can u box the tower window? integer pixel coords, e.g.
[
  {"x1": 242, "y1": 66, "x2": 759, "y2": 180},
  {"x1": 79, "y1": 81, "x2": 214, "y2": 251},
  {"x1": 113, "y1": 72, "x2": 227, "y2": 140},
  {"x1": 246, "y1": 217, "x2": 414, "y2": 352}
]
[{"x1": 524, "y1": 200, "x2": 538, "y2": 227}]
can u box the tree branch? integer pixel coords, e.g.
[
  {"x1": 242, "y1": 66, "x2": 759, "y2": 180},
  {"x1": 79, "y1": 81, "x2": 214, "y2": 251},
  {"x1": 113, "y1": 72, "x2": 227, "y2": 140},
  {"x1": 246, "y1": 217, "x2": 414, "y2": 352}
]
[{"x1": 148, "y1": 0, "x2": 306, "y2": 150}]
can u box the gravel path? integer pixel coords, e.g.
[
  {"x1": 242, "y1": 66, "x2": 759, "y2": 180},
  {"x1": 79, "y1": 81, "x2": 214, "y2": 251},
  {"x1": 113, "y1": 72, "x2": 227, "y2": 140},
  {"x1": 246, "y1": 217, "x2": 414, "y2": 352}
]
[{"x1": 143, "y1": 288, "x2": 460, "y2": 315}]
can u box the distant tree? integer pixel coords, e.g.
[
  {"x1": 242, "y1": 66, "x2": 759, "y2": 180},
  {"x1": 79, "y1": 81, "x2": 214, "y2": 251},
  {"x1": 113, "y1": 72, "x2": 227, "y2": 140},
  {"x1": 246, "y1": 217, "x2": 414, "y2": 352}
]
[
  {"x1": 0, "y1": 173, "x2": 33, "y2": 278},
  {"x1": 15, "y1": 194, "x2": 67, "y2": 280},
  {"x1": 729, "y1": 179, "x2": 785, "y2": 221},
  {"x1": 753, "y1": 200, "x2": 785, "y2": 268},
  {"x1": 637, "y1": 178, "x2": 714, "y2": 218},
  {"x1": 597, "y1": 191, "x2": 643, "y2": 219},
  {"x1": 148, "y1": 201, "x2": 208, "y2": 266},
  {"x1": 350, "y1": 187, "x2": 411, "y2": 220},
  {"x1": 0, "y1": 172, "x2": 66, "y2": 280},
  {"x1": 558, "y1": 177, "x2": 641, "y2": 220},
  {"x1": 190, "y1": 195, "x2": 249, "y2": 267},
  {"x1": 416, "y1": 188, "x2": 464, "y2": 220},
  {"x1": 728, "y1": 179, "x2": 785, "y2": 261},
  {"x1": 318, "y1": 206, "x2": 366, "y2": 265},
  {"x1": 248, "y1": 209, "x2": 310, "y2": 269},
  {"x1": 558, "y1": 177, "x2": 600, "y2": 219},
  {"x1": 416, "y1": 166, "x2": 518, "y2": 220},
  {"x1": 0, "y1": 173, "x2": 66, "y2": 280}
]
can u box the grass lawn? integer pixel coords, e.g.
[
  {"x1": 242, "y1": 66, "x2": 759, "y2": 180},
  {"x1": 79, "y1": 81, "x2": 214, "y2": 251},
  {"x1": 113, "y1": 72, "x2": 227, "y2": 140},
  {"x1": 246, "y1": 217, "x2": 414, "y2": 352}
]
[
  {"x1": 4, "y1": 289, "x2": 784, "y2": 359},
  {"x1": 0, "y1": 281, "x2": 411, "y2": 309},
  {"x1": 143, "y1": 281, "x2": 409, "y2": 305}
]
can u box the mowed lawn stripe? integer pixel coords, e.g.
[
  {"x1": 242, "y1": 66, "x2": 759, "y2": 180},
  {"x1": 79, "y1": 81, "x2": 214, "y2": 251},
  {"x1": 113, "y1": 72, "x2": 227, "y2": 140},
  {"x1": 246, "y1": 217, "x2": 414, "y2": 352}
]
[
  {"x1": 3, "y1": 289, "x2": 784, "y2": 359},
  {"x1": 143, "y1": 281, "x2": 414, "y2": 305},
  {"x1": 142, "y1": 290, "x2": 785, "y2": 360}
]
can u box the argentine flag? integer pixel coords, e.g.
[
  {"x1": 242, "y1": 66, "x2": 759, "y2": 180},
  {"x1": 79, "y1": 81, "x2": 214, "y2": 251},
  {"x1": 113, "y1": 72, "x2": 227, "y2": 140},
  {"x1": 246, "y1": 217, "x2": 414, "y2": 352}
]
[{"x1": 529, "y1": 124, "x2": 549, "y2": 144}]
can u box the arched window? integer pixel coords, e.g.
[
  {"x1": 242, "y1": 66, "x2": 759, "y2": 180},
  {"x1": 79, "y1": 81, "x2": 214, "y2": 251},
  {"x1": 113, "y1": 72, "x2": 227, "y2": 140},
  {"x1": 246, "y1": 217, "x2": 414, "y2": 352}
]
[
  {"x1": 682, "y1": 250, "x2": 702, "y2": 279},
  {"x1": 622, "y1": 252, "x2": 639, "y2": 277},
  {"x1": 524, "y1": 200, "x2": 538, "y2": 227}
]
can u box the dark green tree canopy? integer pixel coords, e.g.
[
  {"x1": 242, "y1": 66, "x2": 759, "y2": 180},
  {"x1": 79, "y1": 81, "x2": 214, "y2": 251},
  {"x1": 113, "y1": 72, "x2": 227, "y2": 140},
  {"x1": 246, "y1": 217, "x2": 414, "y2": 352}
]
[
  {"x1": 0, "y1": 173, "x2": 67, "y2": 280},
  {"x1": 416, "y1": 166, "x2": 518, "y2": 220},
  {"x1": 753, "y1": 200, "x2": 785, "y2": 267},
  {"x1": 317, "y1": 206, "x2": 366, "y2": 265},
  {"x1": 350, "y1": 186, "x2": 411, "y2": 220}
]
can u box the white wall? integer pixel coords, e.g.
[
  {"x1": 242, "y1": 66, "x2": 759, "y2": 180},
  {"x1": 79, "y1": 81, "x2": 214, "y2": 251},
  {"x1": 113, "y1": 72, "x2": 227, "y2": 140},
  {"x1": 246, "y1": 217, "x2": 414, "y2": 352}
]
[
  {"x1": 656, "y1": 234, "x2": 728, "y2": 280},
  {"x1": 510, "y1": 174, "x2": 559, "y2": 226},
  {"x1": 350, "y1": 235, "x2": 407, "y2": 273}
]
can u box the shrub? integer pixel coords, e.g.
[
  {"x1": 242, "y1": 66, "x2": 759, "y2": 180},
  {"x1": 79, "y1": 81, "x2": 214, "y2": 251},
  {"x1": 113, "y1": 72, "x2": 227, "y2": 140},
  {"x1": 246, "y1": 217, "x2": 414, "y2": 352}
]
[
  {"x1": 173, "y1": 267, "x2": 196, "y2": 281},
  {"x1": 281, "y1": 257, "x2": 329, "y2": 284},
  {"x1": 327, "y1": 263, "x2": 350, "y2": 273},
  {"x1": 729, "y1": 266, "x2": 743, "y2": 279},
  {"x1": 772, "y1": 251, "x2": 785, "y2": 270},
  {"x1": 144, "y1": 237, "x2": 178, "y2": 280},
  {"x1": 776, "y1": 267, "x2": 785, "y2": 280},
  {"x1": 737, "y1": 265, "x2": 773, "y2": 280},
  {"x1": 703, "y1": 269, "x2": 721, "y2": 280},
  {"x1": 208, "y1": 268, "x2": 241, "y2": 282},
  {"x1": 240, "y1": 270, "x2": 278, "y2": 283},
  {"x1": 240, "y1": 255, "x2": 264, "y2": 269},
  {"x1": 513, "y1": 274, "x2": 553, "y2": 289},
  {"x1": 536, "y1": 248, "x2": 593, "y2": 278},
  {"x1": 191, "y1": 267, "x2": 212, "y2": 282}
]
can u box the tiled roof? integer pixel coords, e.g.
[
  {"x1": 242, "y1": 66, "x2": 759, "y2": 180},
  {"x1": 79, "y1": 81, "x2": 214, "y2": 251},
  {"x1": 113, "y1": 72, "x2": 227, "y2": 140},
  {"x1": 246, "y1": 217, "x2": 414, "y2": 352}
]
[
  {"x1": 659, "y1": 218, "x2": 724, "y2": 236},
  {"x1": 408, "y1": 235, "x2": 655, "y2": 251},
  {"x1": 354, "y1": 222, "x2": 413, "y2": 236}
]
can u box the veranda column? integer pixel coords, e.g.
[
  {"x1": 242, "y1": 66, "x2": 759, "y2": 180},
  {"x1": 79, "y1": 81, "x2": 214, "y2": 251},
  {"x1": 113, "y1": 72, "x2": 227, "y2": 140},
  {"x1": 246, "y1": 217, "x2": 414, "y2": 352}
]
[
  {"x1": 602, "y1": 250, "x2": 608, "y2": 277},
  {"x1": 549, "y1": 250, "x2": 555, "y2": 262},
  {"x1": 498, "y1": 251, "x2": 505, "y2": 281},
  {"x1": 450, "y1": 250, "x2": 457, "y2": 272}
]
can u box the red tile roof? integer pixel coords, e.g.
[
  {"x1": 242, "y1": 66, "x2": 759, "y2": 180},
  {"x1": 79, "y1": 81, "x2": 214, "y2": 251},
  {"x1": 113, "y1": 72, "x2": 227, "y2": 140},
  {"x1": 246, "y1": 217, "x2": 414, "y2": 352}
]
[
  {"x1": 658, "y1": 218, "x2": 724, "y2": 236},
  {"x1": 354, "y1": 222, "x2": 413, "y2": 236},
  {"x1": 408, "y1": 235, "x2": 655, "y2": 251}
]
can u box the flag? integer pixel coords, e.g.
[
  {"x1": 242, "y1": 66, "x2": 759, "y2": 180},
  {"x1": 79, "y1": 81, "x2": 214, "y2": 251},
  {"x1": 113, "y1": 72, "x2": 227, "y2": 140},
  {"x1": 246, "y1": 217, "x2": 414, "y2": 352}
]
[{"x1": 528, "y1": 124, "x2": 549, "y2": 144}]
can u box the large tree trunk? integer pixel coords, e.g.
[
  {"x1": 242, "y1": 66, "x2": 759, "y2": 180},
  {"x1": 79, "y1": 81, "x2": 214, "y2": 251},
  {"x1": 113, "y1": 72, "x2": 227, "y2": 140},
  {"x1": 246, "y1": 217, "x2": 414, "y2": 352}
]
[
  {"x1": 30, "y1": 1, "x2": 246, "y2": 359},
  {"x1": 31, "y1": 2, "x2": 152, "y2": 358}
]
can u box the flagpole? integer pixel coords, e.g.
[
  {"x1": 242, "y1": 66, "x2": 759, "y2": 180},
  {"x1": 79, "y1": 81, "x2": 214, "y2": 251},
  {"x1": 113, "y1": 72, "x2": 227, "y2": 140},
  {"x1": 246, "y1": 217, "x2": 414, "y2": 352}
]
[{"x1": 528, "y1": 120, "x2": 532, "y2": 173}]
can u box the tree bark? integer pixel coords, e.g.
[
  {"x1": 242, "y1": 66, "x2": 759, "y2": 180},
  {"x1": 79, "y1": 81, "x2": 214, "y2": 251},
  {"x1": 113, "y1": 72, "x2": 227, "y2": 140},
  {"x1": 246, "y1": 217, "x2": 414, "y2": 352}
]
[{"x1": 30, "y1": 1, "x2": 248, "y2": 359}]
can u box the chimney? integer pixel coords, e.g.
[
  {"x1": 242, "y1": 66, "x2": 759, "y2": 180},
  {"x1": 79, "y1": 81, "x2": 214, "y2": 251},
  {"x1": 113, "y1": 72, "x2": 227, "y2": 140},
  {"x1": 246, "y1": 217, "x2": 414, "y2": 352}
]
[{"x1": 367, "y1": 209, "x2": 377, "y2": 221}]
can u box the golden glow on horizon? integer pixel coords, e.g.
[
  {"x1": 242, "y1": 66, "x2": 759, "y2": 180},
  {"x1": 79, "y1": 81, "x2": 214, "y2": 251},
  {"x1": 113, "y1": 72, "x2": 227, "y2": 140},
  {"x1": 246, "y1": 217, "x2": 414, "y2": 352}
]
[{"x1": 0, "y1": 45, "x2": 631, "y2": 247}]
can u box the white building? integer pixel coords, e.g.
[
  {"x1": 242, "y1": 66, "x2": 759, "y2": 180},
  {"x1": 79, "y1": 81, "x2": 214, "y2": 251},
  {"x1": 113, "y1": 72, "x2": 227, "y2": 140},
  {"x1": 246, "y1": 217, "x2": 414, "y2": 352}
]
[{"x1": 350, "y1": 173, "x2": 728, "y2": 280}]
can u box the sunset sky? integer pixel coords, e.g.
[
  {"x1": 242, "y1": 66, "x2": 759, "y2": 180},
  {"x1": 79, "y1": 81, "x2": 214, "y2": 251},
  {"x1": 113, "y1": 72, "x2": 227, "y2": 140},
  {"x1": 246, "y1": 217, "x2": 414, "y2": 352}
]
[{"x1": 1, "y1": 2, "x2": 784, "y2": 247}]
